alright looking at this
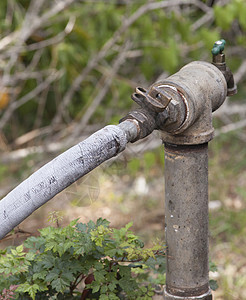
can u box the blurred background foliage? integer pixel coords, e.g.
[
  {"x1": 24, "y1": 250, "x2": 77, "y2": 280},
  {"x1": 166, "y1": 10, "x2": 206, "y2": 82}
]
[
  {"x1": 0, "y1": 0, "x2": 246, "y2": 144},
  {"x1": 0, "y1": 0, "x2": 246, "y2": 299}
]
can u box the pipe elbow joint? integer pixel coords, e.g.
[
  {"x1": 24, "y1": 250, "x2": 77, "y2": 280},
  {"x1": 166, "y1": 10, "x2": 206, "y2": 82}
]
[
  {"x1": 158, "y1": 61, "x2": 228, "y2": 145},
  {"x1": 120, "y1": 60, "x2": 236, "y2": 145}
]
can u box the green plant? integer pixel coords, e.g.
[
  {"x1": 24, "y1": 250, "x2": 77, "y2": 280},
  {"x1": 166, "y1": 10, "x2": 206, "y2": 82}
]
[
  {"x1": 209, "y1": 261, "x2": 219, "y2": 292},
  {"x1": 0, "y1": 218, "x2": 165, "y2": 299}
]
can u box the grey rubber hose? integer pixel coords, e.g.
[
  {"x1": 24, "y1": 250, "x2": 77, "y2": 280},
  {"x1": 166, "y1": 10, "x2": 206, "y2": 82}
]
[{"x1": 0, "y1": 120, "x2": 139, "y2": 239}]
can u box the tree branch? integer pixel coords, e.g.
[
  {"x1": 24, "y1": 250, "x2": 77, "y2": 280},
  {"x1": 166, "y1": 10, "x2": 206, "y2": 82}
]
[
  {"x1": 0, "y1": 71, "x2": 62, "y2": 130},
  {"x1": 53, "y1": 0, "x2": 212, "y2": 125},
  {"x1": 234, "y1": 59, "x2": 246, "y2": 84},
  {"x1": 69, "y1": 42, "x2": 131, "y2": 140},
  {"x1": 215, "y1": 118, "x2": 246, "y2": 136}
]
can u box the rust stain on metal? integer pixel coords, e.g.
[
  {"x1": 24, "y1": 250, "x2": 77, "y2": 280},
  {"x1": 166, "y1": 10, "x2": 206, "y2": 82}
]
[{"x1": 165, "y1": 152, "x2": 185, "y2": 161}]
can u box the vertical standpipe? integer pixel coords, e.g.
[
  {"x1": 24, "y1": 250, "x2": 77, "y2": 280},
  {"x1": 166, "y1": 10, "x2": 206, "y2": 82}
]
[
  {"x1": 156, "y1": 61, "x2": 230, "y2": 299},
  {"x1": 121, "y1": 44, "x2": 236, "y2": 298},
  {"x1": 164, "y1": 143, "x2": 211, "y2": 300},
  {"x1": 124, "y1": 60, "x2": 232, "y2": 299}
]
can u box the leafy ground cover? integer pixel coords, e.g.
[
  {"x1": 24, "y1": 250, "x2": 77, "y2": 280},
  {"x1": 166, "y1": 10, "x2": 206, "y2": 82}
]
[{"x1": 0, "y1": 218, "x2": 166, "y2": 299}]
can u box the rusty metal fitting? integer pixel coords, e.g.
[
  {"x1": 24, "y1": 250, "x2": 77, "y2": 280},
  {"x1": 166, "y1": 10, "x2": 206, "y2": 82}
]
[
  {"x1": 123, "y1": 61, "x2": 230, "y2": 145},
  {"x1": 119, "y1": 109, "x2": 156, "y2": 142},
  {"x1": 132, "y1": 85, "x2": 172, "y2": 113},
  {"x1": 212, "y1": 40, "x2": 237, "y2": 96},
  {"x1": 158, "y1": 61, "x2": 228, "y2": 145},
  {"x1": 120, "y1": 41, "x2": 237, "y2": 144},
  {"x1": 120, "y1": 84, "x2": 172, "y2": 142},
  {"x1": 120, "y1": 61, "x2": 228, "y2": 145},
  {"x1": 164, "y1": 287, "x2": 212, "y2": 300},
  {"x1": 212, "y1": 56, "x2": 237, "y2": 96},
  {"x1": 212, "y1": 53, "x2": 225, "y2": 65},
  {"x1": 213, "y1": 62, "x2": 237, "y2": 96},
  {"x1": 154, "y1": 86, "x2": 186, "y2": 132}
]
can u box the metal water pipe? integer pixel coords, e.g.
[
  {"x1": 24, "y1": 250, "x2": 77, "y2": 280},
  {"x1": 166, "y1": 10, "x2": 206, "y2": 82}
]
[
  {"x1": 0, "y1": 40, "x2": 237, "y2": 300},
  {"x1": 121, "y1": 40, "x2": 237, "y2": 299}
]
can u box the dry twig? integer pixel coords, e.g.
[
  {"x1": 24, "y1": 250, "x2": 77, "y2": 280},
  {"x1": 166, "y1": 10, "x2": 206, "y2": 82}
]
[
  {"x1": 0, "y1": 71, "x2": 62, "y2": 129},
  {"x1": 53, "y1": 0, "x2": 213, "y2": 125}
]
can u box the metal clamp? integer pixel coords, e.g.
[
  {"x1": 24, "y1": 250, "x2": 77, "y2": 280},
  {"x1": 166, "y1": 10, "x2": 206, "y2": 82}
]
[
  {"x1": 120, "y1": 85, "x2": 172, "y2": 141},
  {"x1": 164, "y1": 287, "x2": 212, "y2": 300}
]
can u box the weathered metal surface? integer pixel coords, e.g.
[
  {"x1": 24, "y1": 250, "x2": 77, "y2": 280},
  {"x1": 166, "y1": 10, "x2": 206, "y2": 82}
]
[
  {"x1": 212, "y1": 54, "x2": 237, "y2": 96},
  {"x1": 132, "y1": 86, "x2": 172, "y2": 113},
  {"x1": 119, "y1": 54, "x2": 236, "y2": 300},
  {"x1": 155, "y1": 87, "x2": 186, "y2": 133},
  {"x1": 164, "y1": 288, "x2": 212, "y2": 300},
  {"x1": 120, "y1": 83, "x2": 174, "y2": 141},
  {"x1": 123, "y1": 61, "x2": 228, "y2": 145},
  {"x1": 164, "y1": 143, "x2": 211, "y2": 299},
  {"x1": 159, "y1": 61, "x2": 227, "y2": 145},
  {"x1": 212, "y1": 40, "x2": 237, "y2": 96},
  {"x1": 119, "y1": 109, "x2": 157, "y2": 141}
]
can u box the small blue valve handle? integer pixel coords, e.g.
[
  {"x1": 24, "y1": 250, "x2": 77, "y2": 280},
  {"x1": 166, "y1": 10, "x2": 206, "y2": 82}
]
[{"x1": 212, "y1": 39, "x2": 226, "y2": 55}]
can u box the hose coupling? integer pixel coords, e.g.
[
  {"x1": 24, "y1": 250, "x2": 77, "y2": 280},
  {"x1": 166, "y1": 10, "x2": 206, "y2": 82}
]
[{"x1": 119, "y1": 84, "x2": 171, "y2": 141}]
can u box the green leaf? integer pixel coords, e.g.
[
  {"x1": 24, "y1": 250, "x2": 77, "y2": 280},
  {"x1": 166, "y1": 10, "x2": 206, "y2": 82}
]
[
  {"x1": 108, "y1": 282, "x2": 117, "y2": 292},
  {"x1": 61, "y1": 271, "x2": 74, "y2": 283},
  {"x1": 100, "y1": 285, "x2": 108, "y2": 294},
  {"x1": 209, "y1": 279, "x2": 218, "y2": 291},
  {"x1": 125, "y1": 222, "x2": 133, "y2": 231},
  {"x1": 76, "y1": 222, "x2": 87, "y2": 233},
  {"x1": 96, "y1": 218, "x2": 110, "y2": 227},
  {"x1": 45, "y1": 240, "x2": 58, "y2": 252},
  {"x1": 33, "y1": 270, "x2": 47, "y2": 280},
  {"x1": 17, "y1": 283, "x2": 40, "y2": 300},
  {"x1": 16, "y1": 245, "x2": 24, "y2": 254},
  {"x1": 94, "y1": 270, "x2": 106, "y2": 282},
  {"x1": 92, "y1": 283, "x2": 101, "y2": 293},
  {"x1": 0, "y1": 218, "x2": 166, "y2": 299},
  {"x1": 214, "y1": 4, "x2": 237, "y2": 30},
  {"x1": 99, "y1": 294, "x2": 109, "y2": 300},
  {"x1": 87, "y1": 220, "x2": 97, "y2": 231},
  {"x1": 46, "y1": 270, "x2": 59, "y2": 282},
  {"x1": 140, "y1": 286, "x2": 147, "y2": 293},
  {"x1": 69, "y1": 218, "x2": 79, "y2": 227},
  {"x1": 209, "y1": 261, "x2": 218, "y2": 272},
  {"x1": 51, "y1": 277, "x2": 68, "y2": 292}
]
